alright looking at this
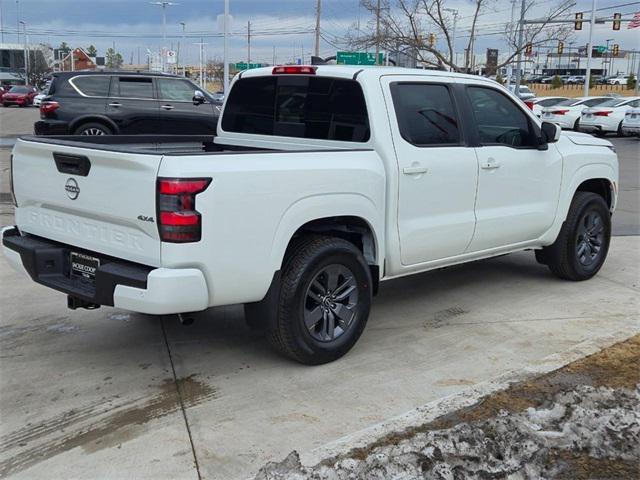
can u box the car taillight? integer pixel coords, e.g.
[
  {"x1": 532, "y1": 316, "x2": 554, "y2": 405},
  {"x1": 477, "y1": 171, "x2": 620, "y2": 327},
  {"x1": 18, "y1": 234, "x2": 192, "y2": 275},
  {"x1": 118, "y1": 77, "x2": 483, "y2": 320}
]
[
  {"x1": 40, "y1": 100, "x2": 59, "y2": 115},
  {"x1": 272, "y1": 65, "x2": 317, "y2": 75},
  {"x1": 594, "y1": 111, "x2": 612, "y2": 116},
  {"x1": 524, "y1": 100, "x2": 534, "y2": 110},
  {"x1": 157, "y1": 178, "x2": 211, "y2": 243},
  {"x1": 550, "y1": 109, "x2": 569, "y2": 115}
]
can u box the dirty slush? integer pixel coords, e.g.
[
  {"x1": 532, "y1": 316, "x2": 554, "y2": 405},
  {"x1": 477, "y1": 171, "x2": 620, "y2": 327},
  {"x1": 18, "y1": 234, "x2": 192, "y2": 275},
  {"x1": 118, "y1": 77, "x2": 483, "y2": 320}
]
[{"x1": 255, "y1": 336, "x2": 640, "y2": 480}]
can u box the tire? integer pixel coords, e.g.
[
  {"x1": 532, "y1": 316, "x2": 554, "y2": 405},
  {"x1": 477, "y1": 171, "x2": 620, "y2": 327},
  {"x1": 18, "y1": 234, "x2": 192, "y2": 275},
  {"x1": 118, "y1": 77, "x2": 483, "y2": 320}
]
[
  {"x1": 73, "y1": 122, "x2": 112, "y2": 136},
  {"x1": 538, "y1": 192, "x2": 611, "y2": 281},
  {"x1": 617, "y1": 121, "x2": 624, "y2": 137},
  {"x1": 267, "y1": 235, "x2": 372, "y2": 365},
  {"x1": 573, "y1": 118, "x2": 580, "y2": 131}
]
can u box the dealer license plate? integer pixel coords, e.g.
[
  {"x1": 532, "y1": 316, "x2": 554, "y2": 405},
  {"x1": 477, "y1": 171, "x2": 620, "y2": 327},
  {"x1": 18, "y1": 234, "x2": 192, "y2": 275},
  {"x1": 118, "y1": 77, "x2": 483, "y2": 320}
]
[{"x1": 70, "y1": 252, "x2": 100, "y2": 280}]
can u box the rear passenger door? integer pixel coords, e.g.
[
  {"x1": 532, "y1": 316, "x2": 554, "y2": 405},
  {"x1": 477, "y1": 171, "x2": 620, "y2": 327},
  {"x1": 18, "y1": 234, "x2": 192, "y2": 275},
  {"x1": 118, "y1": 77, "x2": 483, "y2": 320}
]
[
  {"x1": 155, "y1": 78, "x2": 217, "y2": 134},
  {"x1": 106, "y1": 76, "x2": 159, "y2": 134},
  {"x1": 382, "y1": 77, "x2": 478, "y2": 265},
  {"x1": 462, "y1": 84, "x2": 562, "y2": 252}
]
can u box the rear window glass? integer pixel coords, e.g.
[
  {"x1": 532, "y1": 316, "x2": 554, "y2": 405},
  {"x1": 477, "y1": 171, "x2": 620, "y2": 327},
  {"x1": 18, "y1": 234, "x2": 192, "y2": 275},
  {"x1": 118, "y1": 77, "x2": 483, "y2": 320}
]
[
  {"x1": 113, "y1": 77, "x2": 154, "y2": 99},
  {"x1": 71, "y1": 76, "x2": 111, "y2": 97},
  {"x1": 222, "y1": 76, "x2": 370, "y2": 142}
]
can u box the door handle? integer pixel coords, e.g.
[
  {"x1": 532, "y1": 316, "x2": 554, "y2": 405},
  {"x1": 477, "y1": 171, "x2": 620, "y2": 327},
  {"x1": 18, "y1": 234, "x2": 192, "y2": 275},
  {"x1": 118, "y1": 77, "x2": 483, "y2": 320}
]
[
  {"x1": 108, "y1": 102, "x2": 121, "y2": 107},
  {"x1": 403, "y1": 166, "x2": 429, "y2": 175},
  {"x1": 161, "y1": 104, "x2": 174, "y2": 110},
  {"x1": 481, "y1": 158, "x2": 501, "y2": 170}
]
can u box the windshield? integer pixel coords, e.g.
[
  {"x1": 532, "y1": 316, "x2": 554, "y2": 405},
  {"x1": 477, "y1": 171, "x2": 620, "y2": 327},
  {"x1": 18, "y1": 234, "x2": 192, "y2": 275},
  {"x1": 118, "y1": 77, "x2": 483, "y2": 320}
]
[{"x1": 9, "y1": 86, "x2": 29, "y2": 93}]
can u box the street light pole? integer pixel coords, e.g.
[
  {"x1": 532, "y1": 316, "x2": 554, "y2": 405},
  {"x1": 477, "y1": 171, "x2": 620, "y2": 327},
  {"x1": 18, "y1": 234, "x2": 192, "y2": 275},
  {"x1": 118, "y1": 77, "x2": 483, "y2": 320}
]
[
  {"x1": 223, "y1": 0, "x2": 229, "y2": 94},
  {"x1": 583, "y1": 0, "x2": 596, "y2": 97},
  {"x1": 515, "y1": 0, "x2": 526, "y2": 90},
  {"x1": 19, "y1": 20, "x2": 27, "y2": 84},
  {"x1": 314, "y1": 0, "x2": 321, "y2": 58},
  {"x1": 180, "y1": 21, "x2": 186, "y2": 76},
  {"x1": 150, "y1": 2, "x2": 179, "y2": 72}
]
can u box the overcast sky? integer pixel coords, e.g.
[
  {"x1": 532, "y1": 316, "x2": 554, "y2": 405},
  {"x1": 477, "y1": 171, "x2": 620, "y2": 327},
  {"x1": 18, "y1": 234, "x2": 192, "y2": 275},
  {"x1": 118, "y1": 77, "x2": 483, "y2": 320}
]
[{"x1": 0, "y1": 0, "x2": 638, "y2": 65}]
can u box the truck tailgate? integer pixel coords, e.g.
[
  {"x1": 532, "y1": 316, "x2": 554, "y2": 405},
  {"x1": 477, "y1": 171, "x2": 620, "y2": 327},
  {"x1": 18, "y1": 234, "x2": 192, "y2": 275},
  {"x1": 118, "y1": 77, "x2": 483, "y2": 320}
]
[{"x1": 11, "y1": 138, "x2": 162, "y2": 267}]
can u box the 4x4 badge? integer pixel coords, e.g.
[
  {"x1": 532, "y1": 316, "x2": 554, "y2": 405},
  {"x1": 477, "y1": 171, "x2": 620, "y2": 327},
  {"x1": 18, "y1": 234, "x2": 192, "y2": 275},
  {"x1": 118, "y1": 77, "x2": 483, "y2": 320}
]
[
  {"x1": 137, "y1": 215, "x2": 155, "y2": 223},
  {"x1": 65, "y1": 178, "x2": 80, "y2": 200}
]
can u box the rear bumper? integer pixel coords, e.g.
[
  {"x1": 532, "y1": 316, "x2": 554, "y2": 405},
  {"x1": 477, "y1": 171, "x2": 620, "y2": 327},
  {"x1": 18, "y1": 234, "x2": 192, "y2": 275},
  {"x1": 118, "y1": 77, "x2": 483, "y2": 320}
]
[
  {"x1": 1, "y1": 226, "x2": 209, "y2": 315},
  {"x1": 34, "y1": 120, "x2": 70, "y2": 136},
  {"x1": 621, "y1": 126, "x2": 640, "y2": 136}
]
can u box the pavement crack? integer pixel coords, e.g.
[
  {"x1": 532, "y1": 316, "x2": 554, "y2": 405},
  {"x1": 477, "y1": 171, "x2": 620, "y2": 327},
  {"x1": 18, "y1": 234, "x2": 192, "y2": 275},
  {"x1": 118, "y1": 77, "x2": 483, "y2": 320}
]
[{"x1": 160, "y1": 316, "x2": 203, "y2": 480}]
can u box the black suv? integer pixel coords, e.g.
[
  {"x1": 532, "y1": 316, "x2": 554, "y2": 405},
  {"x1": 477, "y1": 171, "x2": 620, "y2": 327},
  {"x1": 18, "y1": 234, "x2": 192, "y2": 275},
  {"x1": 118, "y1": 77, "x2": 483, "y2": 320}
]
[{"x1": 35, "y1": 71, "x2": 221, "y2": 136}]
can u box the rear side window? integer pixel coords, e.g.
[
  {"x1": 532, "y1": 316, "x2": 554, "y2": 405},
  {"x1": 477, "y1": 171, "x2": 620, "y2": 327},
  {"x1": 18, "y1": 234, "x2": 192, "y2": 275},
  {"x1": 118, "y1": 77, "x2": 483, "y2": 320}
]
[
  {"x1": 222, "y1": 76, "x2": 370, "y2": 142},
  {"x1": 390, "y1": 83, "x2": 460, "y2": 146},
  {"x1": 70, "y1": 76, "x2": 111, "y2": 97},
  {"x1": 113, "y1": 77, "x2": 154, "y2": 99}
]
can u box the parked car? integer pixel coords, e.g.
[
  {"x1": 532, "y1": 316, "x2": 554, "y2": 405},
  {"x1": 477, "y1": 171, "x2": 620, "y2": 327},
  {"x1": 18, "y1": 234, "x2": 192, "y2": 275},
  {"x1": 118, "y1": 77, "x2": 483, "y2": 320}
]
[
  {"x1": 2, "y1": 65, "x2": 618, "y2": 364},
  {"x1": 541, "y1": 96, "x2": 611, "y2": 130},
  {"x1": 566, "y1": 75, "x2": 585, "y2": 85},
  {"x1": 507, "y1": 84, "x2": 536, "y2": 100},
  {"x1": 598, "y1": 76, "x2": 617, "y2": 85},
  {"x1": 540, "y1": 76, "x2": 555, "y2": 84},
  {"x1": 35, "y1": 71, "x2": 222, "y2": 136},
  {"x1": 32, "y1": 90, "x2": 48, "y2": 107},
  {"x1": 621, "y1": 108, "x2": 640, "y2": 136},
  {"x1": 527, "y1": 96, "x2": 569, "y2": 118},
  {"x1": 2, "y1": 85, "x2": 38, "y2": 107},
  {"x1": 527, "y1": 75, "x2": 546, "y2": 83},
  {"x1": 607, "y1": 76, "x2": 629, "y2": 86},
  {"x1": 579, "y1": 96, "x2": 640, "y2": 136},
  {"x1": 0, "y1": 85, "x2": 6, "y2": 101}
]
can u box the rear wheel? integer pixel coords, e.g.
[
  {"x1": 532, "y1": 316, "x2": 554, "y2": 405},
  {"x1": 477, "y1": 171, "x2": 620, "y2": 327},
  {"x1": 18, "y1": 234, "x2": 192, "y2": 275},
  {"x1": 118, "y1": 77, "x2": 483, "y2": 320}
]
[
  {"x1": 73, "y1": 122, "x2": 112, "y2": 136},
  {"x1": 267, "y1": 235, "x2": 372, "y2": 365},
  {"x1": 617, "y1": 121, "x2": 624, "y2": 137},
  {"x1": 573, "y1": 118, "x2": 580, "y2": 131},
  {"x1": 537, "y1": 192, "x2": 610, "y2": 281}
]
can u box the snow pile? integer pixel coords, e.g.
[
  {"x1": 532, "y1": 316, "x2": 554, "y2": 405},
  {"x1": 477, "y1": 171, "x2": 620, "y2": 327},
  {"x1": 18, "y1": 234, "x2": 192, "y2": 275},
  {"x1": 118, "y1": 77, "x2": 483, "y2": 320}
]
[{"x1": 254, "y1": 385, "x2": 640, "y2": 480}]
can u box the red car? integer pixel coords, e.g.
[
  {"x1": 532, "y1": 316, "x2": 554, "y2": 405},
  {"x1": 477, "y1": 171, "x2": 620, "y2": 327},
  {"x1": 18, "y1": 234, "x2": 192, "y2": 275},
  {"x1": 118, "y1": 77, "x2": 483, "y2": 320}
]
[{"x1": 2, "y1": 85, "x2": 38, "y2": 107}]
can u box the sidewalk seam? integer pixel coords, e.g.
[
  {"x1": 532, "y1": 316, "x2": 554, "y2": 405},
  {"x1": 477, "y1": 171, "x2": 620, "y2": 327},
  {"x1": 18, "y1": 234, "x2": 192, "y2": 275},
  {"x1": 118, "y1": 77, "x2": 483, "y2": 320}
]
[{"x1": 160, "y1": 317, "x2": 202, "y2": 480}]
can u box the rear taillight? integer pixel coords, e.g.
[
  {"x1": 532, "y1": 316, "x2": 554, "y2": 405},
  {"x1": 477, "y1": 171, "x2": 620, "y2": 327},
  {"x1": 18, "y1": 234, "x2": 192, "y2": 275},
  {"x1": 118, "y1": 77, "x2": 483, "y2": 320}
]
[
  {"x1": 524, "y1": 100, "x2": 534, "y2": 110},
  {"x1": 40, "y1": 100, "x2": 59, "y2": 115},
  {"x1": 157, "y1": 178, "x2": 211, "y2": 243},
  {"x1": 550, "y1": 109, "x2": 569, "y2": 115},
  {"x1": 594, "y1": 111, "x2": 612, "y2": 117}
]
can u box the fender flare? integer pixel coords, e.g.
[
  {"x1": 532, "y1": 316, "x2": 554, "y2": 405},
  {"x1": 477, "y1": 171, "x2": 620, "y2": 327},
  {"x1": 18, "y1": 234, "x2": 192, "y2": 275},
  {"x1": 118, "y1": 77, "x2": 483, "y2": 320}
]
[{"x1": 69, "y1": 115, "x2": 119, "y2": 134}]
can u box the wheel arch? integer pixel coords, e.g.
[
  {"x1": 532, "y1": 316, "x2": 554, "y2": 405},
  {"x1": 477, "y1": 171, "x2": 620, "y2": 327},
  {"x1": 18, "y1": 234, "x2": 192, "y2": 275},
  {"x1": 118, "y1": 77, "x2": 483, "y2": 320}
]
[{"x1": 69, "y1": 115, "x2": 119, "y2": 134}]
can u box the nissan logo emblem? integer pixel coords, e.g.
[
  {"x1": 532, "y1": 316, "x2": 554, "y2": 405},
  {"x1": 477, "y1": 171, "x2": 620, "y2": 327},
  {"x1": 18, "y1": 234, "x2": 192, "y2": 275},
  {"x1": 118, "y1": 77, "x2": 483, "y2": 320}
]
[{"x1": 65, "y1": 178, "x2": 80, "y2": 200}]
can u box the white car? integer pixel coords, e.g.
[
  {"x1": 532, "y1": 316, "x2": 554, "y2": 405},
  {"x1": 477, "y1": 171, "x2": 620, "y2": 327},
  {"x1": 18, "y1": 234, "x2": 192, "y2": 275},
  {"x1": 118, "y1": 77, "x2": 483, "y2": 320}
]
[
  {"x1": 32, "y1": 92, "x2": 47, "y2": 107},
  {"x1": 607, "y1": 76, "x2": 629, "y2": 86},
  {"x1": 508, "y1": 84, "x2": 536, "y2": 100},
  {"x1": 621, "y1": 108, "x2": 640, "y2": 136},
  {"x1": 2, "y1": 65, "x2": 619, "y2": 364},
  {"x1": 541, "y1": 96, "x2": 611, "y2": 130},
  {"x1": 579, "y1": 97, "x2": 640, "y2": 136},
  {"x1": 528, "y1": 96, "x2": 569, "y2": 118}
]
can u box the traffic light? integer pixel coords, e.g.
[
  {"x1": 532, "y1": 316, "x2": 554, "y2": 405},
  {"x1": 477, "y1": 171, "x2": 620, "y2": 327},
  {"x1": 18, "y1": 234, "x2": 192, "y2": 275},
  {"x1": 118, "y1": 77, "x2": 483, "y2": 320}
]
[
  {"x1": 525, "y1": 43, "x2": 533, "y2": 55},
  {"x1": 574, "y1": 12, "x2": 583, "y2": 30},
  {"x1": 558, "y1": 41, "x2": 564, "y2": 55},
  {"x1": 612, "y1": 44, "x2": 619, "y2": 56},
  {"x1": 428, "y1": 33, "x2": 436, "y2": 48},
  {"x1": 613, "y1": 13, "x2": 621, "y2": 30}
]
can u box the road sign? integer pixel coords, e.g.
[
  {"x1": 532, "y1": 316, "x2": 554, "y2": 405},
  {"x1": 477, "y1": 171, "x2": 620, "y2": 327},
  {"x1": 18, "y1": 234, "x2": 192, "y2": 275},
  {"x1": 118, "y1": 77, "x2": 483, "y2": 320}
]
[
  {"x1": 336, "y1": 51, "x2": 383, "y2": 66},
  {"x1": 234, "y1": 62, "x2": 264, "y2": 70},
  {"x1": 166, "y1": 50, "x2": 176, "y2": 64},
  {"x1": 595, "y1": 46, "x2": 607, "y2": 54}
]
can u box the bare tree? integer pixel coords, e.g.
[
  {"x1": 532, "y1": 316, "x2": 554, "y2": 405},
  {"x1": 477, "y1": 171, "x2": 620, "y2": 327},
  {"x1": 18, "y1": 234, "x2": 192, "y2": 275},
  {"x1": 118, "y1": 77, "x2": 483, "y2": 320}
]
[
  {"x1": 206, "y1": 59, "x2": 225, "y2": 87},
  {"x1": 347, "y1": 0, "x2": 573, "y2": 72}
]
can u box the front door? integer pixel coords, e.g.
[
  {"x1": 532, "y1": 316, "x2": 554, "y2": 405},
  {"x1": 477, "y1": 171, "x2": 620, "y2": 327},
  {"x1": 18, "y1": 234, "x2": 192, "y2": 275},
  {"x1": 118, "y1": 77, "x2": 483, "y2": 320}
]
[
  {"x1": 106, "y1": 76, "x2": 159, "y2": 134},
  {"x1": 155, "y1": 78, "x2": 217, "y2": 134},
  {"x1": 383, "y1": 77, "x2": 478, "y2": 265},
  {"x1": 462, "y1": 84, "x2": 563, "y2": 252}
]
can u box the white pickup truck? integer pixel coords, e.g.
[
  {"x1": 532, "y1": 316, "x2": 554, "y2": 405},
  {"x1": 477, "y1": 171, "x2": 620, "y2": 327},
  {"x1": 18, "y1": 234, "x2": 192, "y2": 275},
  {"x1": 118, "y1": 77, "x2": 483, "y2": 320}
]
[{"x1": 2, "y1": 66, "x2": 619, "y2": 364}]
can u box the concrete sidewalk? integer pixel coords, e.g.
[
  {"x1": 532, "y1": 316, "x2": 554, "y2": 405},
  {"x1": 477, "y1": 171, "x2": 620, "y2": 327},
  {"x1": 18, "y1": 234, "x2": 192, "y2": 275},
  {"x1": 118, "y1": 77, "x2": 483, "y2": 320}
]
[{"x1": 0, "y1": 236, "x2": 638, "y2": 479}]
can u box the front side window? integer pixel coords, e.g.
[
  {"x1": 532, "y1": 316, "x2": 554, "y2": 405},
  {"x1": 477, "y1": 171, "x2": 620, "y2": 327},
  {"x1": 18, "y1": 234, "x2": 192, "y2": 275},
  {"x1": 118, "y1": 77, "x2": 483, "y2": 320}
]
[
  {"x1": 467, "y1": 86, "x2": 535, "y2": 147},
  {"x1": 390, "y1": 83, "x2": 460, "y2": 146},
  {"x1": 157, "y1": 78, "x2": 198, "y2": 101},
  {"x1": 71, "y1": 76, "x2": 111, "y2": 97},
  {"x1": 113, "y1": 77, "x2": 154, "y2": 99},
  {"x1": 222, "y1": 76, "x2": 370, "y2": 142}
]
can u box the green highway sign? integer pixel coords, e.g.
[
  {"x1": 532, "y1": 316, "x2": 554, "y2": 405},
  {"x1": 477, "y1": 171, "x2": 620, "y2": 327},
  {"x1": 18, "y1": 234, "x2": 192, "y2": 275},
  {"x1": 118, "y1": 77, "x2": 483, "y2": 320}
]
[
  {"x1": 336, "y1": 51, "x2": 383, "y2": 66},
  {"x1": 234, "y1": 62, "x2": 264, "y2": 70},
  {"x1": 595, "y1": 46, "x2": 607, "y2": 53}
]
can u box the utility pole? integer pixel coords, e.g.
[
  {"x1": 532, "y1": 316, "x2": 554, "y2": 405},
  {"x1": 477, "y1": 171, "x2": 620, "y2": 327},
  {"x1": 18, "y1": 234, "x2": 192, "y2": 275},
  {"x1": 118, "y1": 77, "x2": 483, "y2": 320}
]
[
  {"x1": 247, "y1": 21, "x2": 251, "y2": 66},
  {"x1": 604, "y1": 38, "x2": 613, "y2": 76},
  {"x1": 0, "y1": 0, "x2": 4, "y2": 44},
  {"x1": 375, "y1": 0, "x2": 381, "y2": 65},
  {"x1": 515, "y1": 0, "x2": 526, "y2": 90},
  {"x1": 180, "y1": 22, "x2": 186, "y2": 76},
  {"x1": 15, "y1": 0, "x2": 19, "y2": 44},
  {"x1": 150, "y1": 2, "x2": 179, "y2": 72},
  {"x1": 194, "y1": 39, "x2": 206, "y2": 88},
  {"x1": 272, "y1": 45, "x2": 276, "y2": 65},
  {"x1": 19, "y1": 20, "x2": 27, "y2": 83},
  {"x1": 584, "y1": 0, "x2": 596, "y2": 96},
  {"x1": 314, "y1": 0, "x2": 321, "y2": 58},
  {"x1": 223, "y1": 0, "x2": 229, "y2": 94},
  {"x1": 507, "y1": 0, "x2": 517, "y2": 88}
]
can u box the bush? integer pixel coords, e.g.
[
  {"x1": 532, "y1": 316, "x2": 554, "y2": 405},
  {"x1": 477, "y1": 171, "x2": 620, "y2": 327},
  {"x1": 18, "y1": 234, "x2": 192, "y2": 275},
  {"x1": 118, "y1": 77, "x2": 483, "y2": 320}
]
[
  {"x1": 627, "y1": 73, "x2": 636, "y2": 90},
  {"x1": 496, "y1": 73, "x2": 504, "y2": 84},
  {"x1": 589, "y1": 75, "x2": 596, "y2": 89},
  {"x1": 551, "y1": 75, "x2": 563, "y2": 89}
]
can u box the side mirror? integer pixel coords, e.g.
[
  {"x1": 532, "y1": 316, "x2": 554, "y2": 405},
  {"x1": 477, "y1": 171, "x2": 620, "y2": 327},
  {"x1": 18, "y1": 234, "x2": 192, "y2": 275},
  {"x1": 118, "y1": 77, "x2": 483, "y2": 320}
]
[
  {"x1": 193, "y1": 90, "x2": 205, "y2": 105},
  {"x1": 541, "y1": 121, "x2": 561, "y2": 143}
]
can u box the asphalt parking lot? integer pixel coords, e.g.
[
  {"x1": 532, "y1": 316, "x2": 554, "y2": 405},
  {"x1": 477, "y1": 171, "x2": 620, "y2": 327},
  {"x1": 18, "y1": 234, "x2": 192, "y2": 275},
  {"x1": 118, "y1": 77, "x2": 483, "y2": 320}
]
[{"x1": 0, "y1": 109, "x2": 639, "y2": 479}]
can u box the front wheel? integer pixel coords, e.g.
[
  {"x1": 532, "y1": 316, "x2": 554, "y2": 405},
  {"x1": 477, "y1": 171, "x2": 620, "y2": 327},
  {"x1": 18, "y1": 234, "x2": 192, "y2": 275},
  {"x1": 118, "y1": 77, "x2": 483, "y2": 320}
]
[
  {"x1": 537, "y1": 192, "x2": 611, "y2": 281},
  {"x1": 267, "y1": 236, "x2": 372, "y2": 365}
]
